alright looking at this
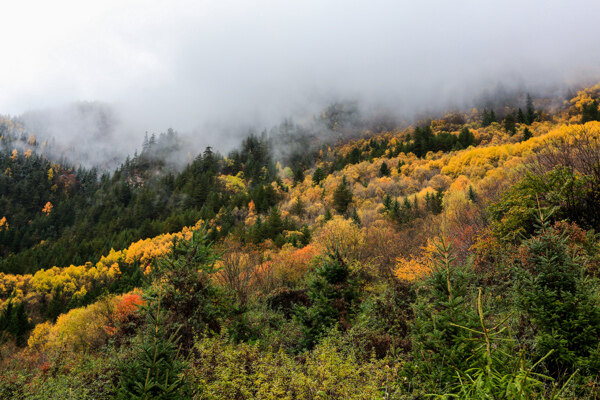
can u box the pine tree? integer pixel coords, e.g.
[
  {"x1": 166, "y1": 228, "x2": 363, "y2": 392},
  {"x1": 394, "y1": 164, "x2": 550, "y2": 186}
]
[
  {"x1": 457, "y1": 127, "x2": 475, "y2": 149},
  {"x1": 526, "y1": 93, "x2": 536, "y2": 124},
  {"x1": 397, "y1": 159, "x2": 405, "y2": 173},
  {"x1": 517, "y1": 211, "x2": 600, "y2": 377},
  {"x1": 323, "y1": 207, "x2": 333, "y2": 222},
  {"x1": 295, "y1": 254, "x2": 358, "y2": 350},
  {"x1": 291, "y1": 196, "x2": 305, "y2": 216},
  {"x1": 582, "y1": 99, "x2": 600, "y2": 123},
  {"x1": 522, "y1": 127, "x2": 532, "y2": 141},
  {"x1": 379, "y1": 161, "x2": 390, "y2": 177},
  {"x1": 333, "y1": 176, "x2": 353, "y2": 214},
  {"x1": 312, "y1": 167, "x2": 325, "y2": 185},
  {"x1": 517, "y1": 108, "x2": 526, "y2": 124},
  {"x1": 411, "y1": 238, "x2": 478, "y2": 391},
  {"x1": 504, "y1": 112, "x2": 517, "y2": 135},
  {"x1": 117, "y1": 292, "x2": 191, "y2": 399},
  {"x1": 467, "y1": 185, "x2": 476, "y2": 202}
]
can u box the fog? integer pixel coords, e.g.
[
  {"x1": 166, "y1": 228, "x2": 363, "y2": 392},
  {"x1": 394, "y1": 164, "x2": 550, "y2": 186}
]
[{"x1": 2, "y1": 0, "x2": 600, "y2": 167}]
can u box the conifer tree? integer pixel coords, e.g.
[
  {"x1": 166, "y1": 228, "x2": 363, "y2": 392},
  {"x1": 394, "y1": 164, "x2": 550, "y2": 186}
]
[
  {"x1": 411, "y1": 238, "x2": 478, "y2": 391},
  {"x1": 516, "y1": 212, "x2": 600, "y2": 377},
  {"x1": 312, "y1": 167, "x2": 325, "y2": 185},
  {"x1": 117, "y1": 292, "x2": 191, "y2": 399},
  {"x1": 333, "y1": 176, "x2": 353, "y2": 214},
  {"x1": 526, "y1": 93, "x2": 536, "y2": 124},
  {"x1": 379, "y1": 161, "x2": 390, "y2": 177},
  {"x1": 504, "y1": 112, "x2": 517, "y2": 135}
]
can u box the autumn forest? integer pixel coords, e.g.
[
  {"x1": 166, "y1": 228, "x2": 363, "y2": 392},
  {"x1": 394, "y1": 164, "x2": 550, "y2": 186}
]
[{"x1": 0, "y1": 81, "x2": 600, "y2": 399}]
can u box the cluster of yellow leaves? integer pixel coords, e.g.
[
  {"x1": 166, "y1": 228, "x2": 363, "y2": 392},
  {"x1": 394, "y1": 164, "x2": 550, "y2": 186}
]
[
  {"x1": 315, "y1": 216, "x2": 365, "y2": 263},
  {"x1": 10, "y1": 149, "x2": 17, "y2": 160},
  {"x1": 124, "y1": 222, "x2": 200, "y2": 273},
  {"x1": 219, "y1": 173, "x2": 246, "y2": 194},
  {"x1": 0, "y1": 216, "x2": 7, "y2": 231},
  {"x1": 570, "y1": 82, "x2": 600, "y2": 112},
  {"x1": 258, "y1": 244, "x2": 319, "y2": 286},
  {"x1": 28, "y1": 291, "x2": 143, "y2": 353},
  {"x1": 394, "y1": 240, "x2": 438, "y2": 281},
  {"x1": 41, "y1": 201, "x2": 53, "y2": 215}
]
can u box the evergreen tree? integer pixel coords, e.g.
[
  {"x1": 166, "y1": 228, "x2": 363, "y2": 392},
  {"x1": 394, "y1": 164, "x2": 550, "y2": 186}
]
[
  {"x1": 397, "y1": 159, "x2": 405, "y2": 173},
  {"x1": 522, "y1": 127, "x2": 532, "y2": 141},
  {"x1": 293, "y1": 167, "x2": 305, "y2": 185},
  {"x1": 333, "y1": 176, "x2": 353, "y2": 214},
  {"x1": 295, "y1": 254, "x2": 358, "y2": 350},
  {"x1": 467, "y1": 185, "x2": 476, "y2": 202},
  {"x1": 517, "y1": 107, "x2": 526, "y2": 124},
  {"x1": 582, "y1": 99, "x2": 600, "y2": 123},
  {"x1": 526, "y1": 93, "x2": 536, "y2": 124},
  {"x1": 504, "y1": 112, "x2": 517, "y2": 135},
  {"x1": 291, "y1": 196, "x2": 305, "y2": 216},
  {"x1": 457, "y1": 127, "x2": 475, "y2": 149},
  {"x1": 350, "y1": 208, "x2": 361, "y2": 225},
  {"x1": 516, "y1": 216, "x2": 600, "y2": 377},
  {"x1": 379, "y1": 161, "x2": 390, "y2": 177},
  {"x1": 323, "y1": 207, "x2": 333, "y2": 222},
  {"x1": 117, "y1": 293, "x2": 191, "y2": 399},
  {"x1": 482, "y1": 109, "x2": 497, "y2": 127},
  {"x1": 411, "y1": 238, "x2": 478, "y2": 391},
  {"x1": 312, "y1": 167, "x2": 326, "y2": 185}
]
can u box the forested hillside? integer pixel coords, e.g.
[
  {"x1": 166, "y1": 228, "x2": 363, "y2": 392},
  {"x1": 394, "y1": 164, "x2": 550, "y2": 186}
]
[{"x1": 2, "y1": 84, "x2": 600, "y2": 398}]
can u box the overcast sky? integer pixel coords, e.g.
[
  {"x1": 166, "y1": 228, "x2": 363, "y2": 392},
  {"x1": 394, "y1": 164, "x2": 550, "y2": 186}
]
[{"x1": 2, "y1": 0, "x2": 600, "y2": 148}]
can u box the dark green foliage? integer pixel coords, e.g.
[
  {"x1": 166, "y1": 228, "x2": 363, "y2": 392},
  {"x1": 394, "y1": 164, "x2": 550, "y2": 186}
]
[
  {"x1": 379, "y1": 161, "x2": 390, "y2": 177},
  {"x1": 312, "y1": 167, "x2": 326, "y2": 185},
  {"x1": 516, "y1": 218, "x2": 600, "y2": 377},
  {"x1": 333, "y1": 176, "x2": 353, "y2": 214},
  {"x1": 249, "y1": 207, "x2": 298, "y2": 246},
  {"x1": 517, "y1": 107, "x2": 526, "y2": 124},
  {"x1": 581, "y1": 99, "x2": 600, "y2": 123},
  {"x1": 522, "y1": 127, "x2": 532, "y2": 141},
  {"x1": 482, "y1": 108, "x2": 497, "y2": 127},
  {"x1": 425, "y1": 189, "x2": 444, "y2": 215},
  {"x1": 323, "y1": 207, "x2": 333, "y2": 222},
  {"x1": 292, "y1": 166, "x2": 305, "y2": 185},
  {"x1": 0, "y1": 129, "x2": 232, "y2": 274},
  {"x1": 457, "y1": 126, "x2": 476, "y2": 149},
  {"x1": 504, "y1": 112, "x2": 517, "y2": 135},
  {"x1": 117, "y1": 294, "x2": 191, "y2": 399},
  {"x1": 295, "y1": 254, "x2": 359, "y2": 350},
  {"x1": 489, "y1": 167, "x2": 600, "y2": 243},
  {"x1": 225, "y1": 132, "x2": 276, "y2": 185},
  {"x1": 350, "y1": 208, "x2": 361, "y2": 225},
  {"x1": 468, "y1": 185, "x2": 477, "y2": 202},
  {"x1": 526, "y1": 93, "x2": 537, "y2": 124},
  {"x1": 410, "y1": 238, "x2": 479, "y2": 391},
  {"x1": 383, "y1": 196, "x2": 413, "y2": 225},
  {"x1": 397, "y1": 159, "x2": 405, "y2": 173},
  {"x1": 148, "y1": 229, "x2": 228, "y2": 350},
  {"x1": 0, "y1": 298, "x2": 31, "y2": 346}
]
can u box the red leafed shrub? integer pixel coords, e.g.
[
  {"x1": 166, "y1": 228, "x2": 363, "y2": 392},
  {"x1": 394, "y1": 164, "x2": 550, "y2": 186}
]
[
  {"x1": 113, "y1": 293, "x2": 145, "y2": 324},
  {"x1": 105, "y1": 292, "x2": 145, "y2": 337}
]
